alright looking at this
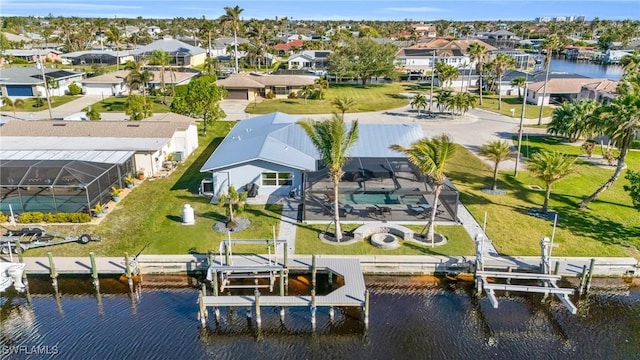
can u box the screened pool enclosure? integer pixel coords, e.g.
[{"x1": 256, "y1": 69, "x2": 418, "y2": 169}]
[{"x1": 0, "y1": 158, "x2": 134, "y2": 214}]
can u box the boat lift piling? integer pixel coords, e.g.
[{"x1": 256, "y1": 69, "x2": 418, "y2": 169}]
[{"x1": 47, "y1": 252, "x2": 58, "y2": 291}]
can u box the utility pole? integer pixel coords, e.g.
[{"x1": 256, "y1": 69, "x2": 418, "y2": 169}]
[
  {"x1": 514, "y1": 83, "x2": 528, "y2": 177},
  {"x1": 38, "y1": 54, "x2": 53, "y2": 120},
  {"x1": 428, "y1": 51, "x2": 436, "y2": 114}
]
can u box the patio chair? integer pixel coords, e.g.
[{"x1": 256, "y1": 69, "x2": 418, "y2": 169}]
[
  {"x1": 380, "y1": 206, "x2": 392, "y2": 219},
  {"x1": 367, "y1": 206, "x2": 379, "y2": 218}
]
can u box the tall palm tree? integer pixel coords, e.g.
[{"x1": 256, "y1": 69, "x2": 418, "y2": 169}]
[
  {"x1": 297, "y1": 116, "x2": 359, "y2": 242},
  {"x1": 299, "y1": 84, "x2": 314, "y2": 104},
  {"x1": 479, "y1": 140, "x2": 513, "y2": 191},
  {"x1": 390, "y1": 134, "x2": 456, "y2": 246},
  {"x1": 578, "y1": 73, "x2": 640, "y2": 208},
  {"x1": 537, "y1": 34, "x2": 564, "y2": 125},
  {"x1": 220, "y1": 5, "x2": 244, "y2": 74},
  {"x1": 410, "y1": 93, "x2": 428, "y2": 118},
  {"x1": 467, "y1": 42, "x2": 488, "y2": 105},
  {"x1": 150, "y1": 49, "x2": 171, "y2": 104},
  {"x1": 490, "y1": 53, "x2": 516, "y2": 110},
  {"x1": 527, "y1": 150, "x2": 576, "y2": 213},
  {"x1": 620, "y1": 50, "x2": 640, "y2": 73},
  {"x1": 511, "y1": 77, "x2": 526, "y2": 99},
  {"x1": 331, "y1": 96, "x2": 356, "y2": 120}
]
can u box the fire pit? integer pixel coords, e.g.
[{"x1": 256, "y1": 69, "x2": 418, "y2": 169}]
[{"x1": 370, "y1": 233, "x2": 400, "y2": 250}]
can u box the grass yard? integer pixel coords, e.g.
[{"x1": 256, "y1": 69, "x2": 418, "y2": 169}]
[
  {"x1": 475, "y1": 95, "x2": 555, "y2": 119},
  {"x1": 295, "y1": 223, "x2": 474, "y2": 256},
  {"x1": 24, "y1": 121, "x2": 286, "y2": 257},
  {"x1": 245, "y1": 83, "x2": 410, "y2": 114},
  {"x1": 446, "y1": 138, "x2": 640, "y2": 258},
  {"x1": 1, "y1": 95, "x2": 81, "y2": 112},
  {"x1": 89, "y1": 96, "x2": 172, "y2": 113}
]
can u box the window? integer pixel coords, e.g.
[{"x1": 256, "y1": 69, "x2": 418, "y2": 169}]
[{"x1": 261, "y1": 172, "x2": 292, "y2": 186}]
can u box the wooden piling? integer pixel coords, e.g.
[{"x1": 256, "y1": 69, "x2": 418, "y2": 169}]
[
  {"x1": 554, "y1": 261, "x2": 560, "y2": 275},
  {"x1": 47, "y1": 252, "x2": 57, "y2": 279},
  {"x1": 329, "y1": 306, "x2": 335, "y2": 321},
  {"x1": 16, "y1": 239, "x2": 23, "y2": 263},
  {"x1": 312, "y1": 255, "x2": 317, "y2": 289},
  {"x1": 212, "y1": 270, "x2": 219, "y2": 297},
  {"x1": 225, "y1": 243, "x2": 230, "y2": 266},
  {"x1": 89, "y1": 252, "x2": 98, "y2": 280},
  {"x1": 585, "y1": 258, "x2": 596, "y2": 293},
  {"x1": 208, "y1": 251, "x2": 214, "y2": 266},
  {"x1": 283, "y1": 241, "x2": 288, "y2": 268},
  {"x1": 124, "y1": 252, "x2": 132, "y2": 278},
  {"x1": 578, "y1": 265, "x2": 588, "y2": 296},
  {"x1": 254, "y1": 290, "x2": 262, "y2": 326},
  {"x1": 328, "y1": 270, "x2": 333, "y2": 287},
  {"x1": 311, "y1": 289, "x2": 317, "y2": 326},
  {"x1": 279, "y1": 269, "x2": 285, "y2": 297},
  {"x1": 364, "y1": 290, "x2": 370, "y2": 328},
  {"x1": 280, "y1": 307, "x2": 285, "y2": 322},
  {"x1": 199, "y1": 292, "x2": 206, "y2": 326}
]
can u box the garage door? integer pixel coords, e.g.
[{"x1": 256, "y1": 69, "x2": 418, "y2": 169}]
[
  {"x1": 226, "y1": 89, "x2": 248, "y2": 100},
  {"x1": 6, "y1": 85, "x2": 34, "y2": 97}
]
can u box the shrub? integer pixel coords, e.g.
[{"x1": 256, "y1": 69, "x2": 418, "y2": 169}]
[
  {"x1": 631, "y1": 140, "x2": 640, "y2": 150},
  {"x1": 310, "y1": 89, "x2": 325, "y2": 100},
  {"x1": 288, "y1": 91, "x2": 298, "y2": 99},
  {"x1": 0, "y1": 213, "x2": 7, "y2": 222},
  {"x1": 15, "y1": 211, "x2": 90, "y2": 223},
  {"x1": 265, "y1": 91, "x2": 275, "y2": 99},
  {"x1": 44, "y1": 213, "x2": 56, "y2": 223},
  {"x1": 603, "y1": 148, "x2": 618, "y2": 166},
  {"x1": 67, "y1": 81, "x2": 83, "y2": 95},
  {"x1": 581, "y1": 141, "x2": 596, "y2": 158}
]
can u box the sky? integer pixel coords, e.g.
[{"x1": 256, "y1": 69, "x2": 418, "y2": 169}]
[{"x1": 1, "y1": 0, "x2": 638, "y2": 21}]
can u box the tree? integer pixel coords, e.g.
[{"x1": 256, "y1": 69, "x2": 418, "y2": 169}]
[
  {"x1": 217, "y1": 185, "x2": 247, "y2": 226},
  {"x1": 410, "y1": 93, "x2": 428, "y2": 118},
  {"x1": 2, "y1": 97, "x2": 25, "y2": 118},
  {"x1": 390, "y1": 134, "x2": 456, "y2": 246},
  {"x1": 538, "y1": 34, "x2": 565, "y2": 125},
  {"x1": 479, "y1": 140, "x2": 513, "y2": 191},
  {"x1": 435, "y1": 89, "x2": 453, "y2": 113},
  {"x1": 170, "y1": 75, "x2": 227, "y2": 136},
  {"x1": 623, "y1": 170, "x2": 640, "y2": 210},
  {"x1": 85, "y1": 106, "x2": 101, "y2": 121},
  {"x1": 547, "y1": 99, "x2": 599, "y2": 142},
  {"x1": 220, "y1": 5, "x2": 244, "y2": 74},
  {"x1": 511, "y1": 77, "x2": 526, "y2": 98},
  {"x1": 490, "y1": 53, "x2": 516, "y2": 110},
  {"x1": 434, "y1": 62, "x2": 459, "y2": 89},
  {"x1": 331, "y1": 96, "x2": 356, "y2": 120},
  {"x1": 467, "y1": 42, "x2": 488, "y2": 105},
  {"x1": 125, "y1": 95, "x2": 152, "y2": 120},
  {"x1": 328, "y1": 37, "x2": 397, "y2": 86},
  {"x1": 527, "y1": 150, "x2": 576, "y2": 213},
  {"x1": 620, "y1": 50, "x2": 640, "y2": 73},
  {"x1": 297, "y1": 116, "x2": 359, "y2": 242},
  {"x1": 150, "y1": 49, "x2": 171, "y2": 104},
  {"x1": 298, "y1": 84, "x2": 315, "y2": 104},
  {"x1": 67, "y1": 81, "x2": 82, "y2": 95},
  {"x1": 578, "y1": 73, "x2": 640, "y2": 208}
]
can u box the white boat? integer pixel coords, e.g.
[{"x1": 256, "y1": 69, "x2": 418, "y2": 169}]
[{"x1": 0, "y1": 262, "x2": 26, "y2": 293}]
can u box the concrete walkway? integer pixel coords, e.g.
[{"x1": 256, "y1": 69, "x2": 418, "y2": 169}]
[{"x1": 276, "y1": 197, "x2": 300, "y2": 257}]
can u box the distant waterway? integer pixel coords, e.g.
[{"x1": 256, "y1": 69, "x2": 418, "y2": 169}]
[
  {"x1": 1, "y1": 275, "x2": 639, "y2": 359},
  {"x1": 549, "y1": 58, "x2": 624, "y2": 80}
]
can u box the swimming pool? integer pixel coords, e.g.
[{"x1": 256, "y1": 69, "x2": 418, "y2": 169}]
[{"x1": 343, "y1": 193, "x2": 401, "y2": 205}]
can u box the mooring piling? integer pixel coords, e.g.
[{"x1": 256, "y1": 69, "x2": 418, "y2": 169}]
[
  {"x1": 312, "y1": 255, "x2": 317, "y2": 290},
  {"x1": 16, "y1": 239, "x2": 23, "y2": 263},
  {"x1": 47, "y1": 252, "x2": 58, "y2": 290},
  {"x1": 199, "y1": 292, "x2": 206, "y2": 326},
  {"x1": 311, "y1": 289, "x2": 317, "y2": 327},
  {"x1": 364, "y1": 290, "x2": 370, "y2": 328},
  {"x1": 554, "y1": 261, "x2": 560, "y2": 275},
  {"x1": 578, "y1": 265, "x2": 588, "y2": 296},
  {"x1": 254, "y1": 290, "x2": 262, "y2": 327},
  {"x1": 279, "y1": 269, "x2": 285, "y2": 296},
  {"x1": 89, "y1": 252, "x2": 98, "y2": 280},
  {"x1": 585, "y1": 258, "x2": 596, "y2": 294},
  {"x1": 329, "y1": 306, "x2": 335, "y2": 321}
]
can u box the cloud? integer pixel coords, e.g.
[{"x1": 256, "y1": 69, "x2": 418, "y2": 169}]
[
  {"x1": 2, "y1": 2, "x2": 141, "y2": 10},
  {"x1": 384, "y1": 6, "x2": 448, "y2": 13}
]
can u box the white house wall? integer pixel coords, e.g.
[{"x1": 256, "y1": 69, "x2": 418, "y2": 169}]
[{"x1": 83, "y1": 83, "x2": 127, "y2": 96}]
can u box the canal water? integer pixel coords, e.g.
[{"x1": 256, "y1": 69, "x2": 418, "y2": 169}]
[
  {"x1": 1, "y1": 275, "x2": 639, "y2": 359},
  {"x1": 549, "y1": 58, "x2": 624, "y2": 80}
]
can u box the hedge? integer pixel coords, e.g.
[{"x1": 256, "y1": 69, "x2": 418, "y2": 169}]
[{"x1": 15, "y1": 212, "x2": 91, "y2": 224}]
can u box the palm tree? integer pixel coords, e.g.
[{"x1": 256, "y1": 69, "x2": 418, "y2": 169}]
[
  {"x1": 620, "y1": 50, "x2": 640, "y2": 73},
  {"x1": 479, "y1": 140, "x2": 513, "y2": 191},
  {"x1": 390, "y1": 134, "x2": 456, "y2": 246},
  {"x1": 2, "y1": 97, "x2": 25, "y2": 118},
  {"x1": 547, "y1": 99, "x2": 599, "y2": 142},
  {"x1": 299, "y1": 84, "x2": 314, "y2": 104},
  {"x1": 578, "y1": 73, "x2": 640, "y2": 208},
  {"x1": 511, "y1": 77, "x2": 526, "y2": 99},
  {"x1": 138, "y1": 70, "x2": 154, "y2": 99},
  {"x1": 467, "y1": 42, "x2": 488, "y2": 105},
  {"x1": 490, "y1": 53, "x2": 517, "y2": 110},
  {"x1": 150, "y1": 49, "x2": 171, "y2": 104},
  {"x1": 537, "y1": 34, "x2": 564, "y2": 125},
  {"x1": 410, "y1": 93, "x2": 428, "y2": 118},
  {"x1": 331, "y1": 96, "x2": 356, "y2": 120},
  {"x1": 220, "y1": 5, "x2": 244, "y2": 74},
  {"x1": 217, "y1": 185, "x2": 247, "y2": 227},
  {"x1": 527, "y1": 150, "x2": 576, "y2": 213},
  {"x1": 297, "y1": 116, "x2": 359, "y2": 242}
]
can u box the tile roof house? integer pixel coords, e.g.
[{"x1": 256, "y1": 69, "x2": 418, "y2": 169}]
[
  {"x1": 2, "y1": 49, "x2": 62, "y2": 63},
  {"x1": 273, "y1": 39, "x2": 305, "y2": 56},
  {"x1": 577, "y1": 79, "x2": 620, "y2": 103},
  {"x1": 396, "y1": 39, "x2": 496, "y2": 71},
  {"x1": 526, "y1": 77, "x2": 610, "y2": 105},
  {"x1": 216, "y1": 73, "x2": 315, "y2": 100}
]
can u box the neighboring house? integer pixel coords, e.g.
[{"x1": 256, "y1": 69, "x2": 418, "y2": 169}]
[
  {"x1": 481, "y1": 30, "x2": 519, "y2": 49},
  {"x1": 209, "y1": 37, "x2": 249, "y2": 58},
  {"x1": 61, "y1": 50, "x2": 133, "y2": 66},
  {"x1": 287, "y1": 50, "x2": 331, "y2": 70},
  {"x1": 0, "y1": 114, "x2": 198, "y2": 213},
  {"x1": 603, "y1": 50, "x2": 634, "y2": 64},
  {"x1": 131, "y1": 37, "x2": 207, "y2": 67},
  {"x1": 0, "y1": 67, "x2": 84, "y2": 98},
  {"x1": 273, "y1": 39, "x2": 305, "y2": 56},
  {"x1": 2, "y1": 49, "x2": 62, "y2": 63},
  {"x1": 216, "y1": 74, "x2": 315, "y2": 100},
  {"x1": 31, "y1": 42, "x2": 64, "y2": 51},
  {"x1": 199, "y1": 112, "x2": 424, "y2": 199},
  {"x1": 490, "y1": 49, "x2": 536, "y2": 71},
  {"x1": 411, "y1": 22, "x2": 437, "y2": 38},
  {"x1": 146, "y1": 69, "x2": 198, "y2": 90},
  {"x1": 526, "y1": 77, "x2": 608, "y2": 105},
  {"x1": 397, "y1": 39, "x2": 496, "y2": 72},
  {"x1": 145, "y1": 26, "x2": 162, "y2": 37},
  {"x1": 80, "y1": 70, "x2": 130, "y2": 96},
  {"x1": 1, "y1": 32, "x2": 32, "y2": 44},
  {"x1": 577, "y1": 79, "x2": 619, "y2": 103}
]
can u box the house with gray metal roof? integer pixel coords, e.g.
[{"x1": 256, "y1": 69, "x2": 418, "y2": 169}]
[
  {"x1": 131, "y1": 37, "x2": 207, "y2": 67},
  {"x1": 61, "y1": 50, "x2": 133, "y2": 66},
  {"x1": 199, "y1": 112, "x2": 425, "y2": 198},
  {"x1": 0, "y1": 67, "x2": 84, "y2": 99}
]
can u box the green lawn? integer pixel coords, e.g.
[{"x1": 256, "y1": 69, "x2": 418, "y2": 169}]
[
  {"x1": 89, "y1": 96, "x2": 172, "y2": 113},
  {"x1": 475, "y1": 95, "x2": 555, "y2": 119},
  {"x1": 246, "y1": 83, "x2": 411, "y2": 114},
  {"x1": 1, "y1": 95, "x2": 81, "y2": 112},
  {"x1": 446, "y1": 138, "x2": 640, "y2": 258},
  {"x1": 24, "y1": 121, "x2": 285, "y2": 257},
  {"x1": 295, "y1": 224, "x2": 474, "y2": 256}
]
